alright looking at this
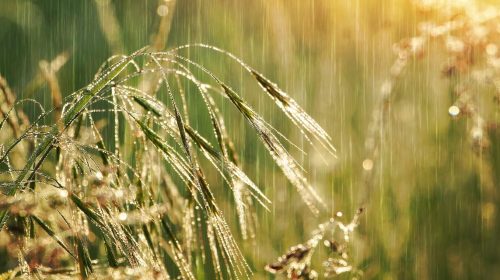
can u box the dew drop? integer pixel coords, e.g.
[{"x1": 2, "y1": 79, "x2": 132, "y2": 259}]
[
  {"x1": 95, "y1": 171, "x2": 104, "y2": 180},
  {"x1": 157, "y1": 5, "x2": 169, "y2": 17},
  {"x1": 448, "y1": 105, "x2": 460, "y2": 117},
  {"x1": 59, "y1": 189, "x2": 69, "y2": 198},
  {"x1": 362, "y1": 159, "x2": 374, "y2": 171},
  {"x1": 115, "y1": 189, "x2": 124, "y2": 198},
  {"x1": 118, "y1": 212, "x2": 128, "y2": 221}
]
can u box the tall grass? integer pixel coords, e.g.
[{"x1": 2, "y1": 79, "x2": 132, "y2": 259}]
[
  {"x1": 0, "y1": 39, "x2": 341, "y2": 278},
  {"x1": 1, "y1": 0, "x2": 500, "y2": 279}
]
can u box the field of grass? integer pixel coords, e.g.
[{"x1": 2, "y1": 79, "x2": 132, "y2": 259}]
[{"x1": 0, "y1": 0, "x2": 499, "y2": 279}]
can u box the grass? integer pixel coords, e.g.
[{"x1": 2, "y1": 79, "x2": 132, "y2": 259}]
[
  {"x1": 0, "y1": 41, "x2": 342, "y2": 278},
  {"x1": 1, "y1": 0, "x2": 500, "y2": 279}
]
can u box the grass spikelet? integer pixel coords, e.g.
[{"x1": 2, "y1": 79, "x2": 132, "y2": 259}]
[
  {"x1": 170, "y1": 43, "x2": 336, "y2": 155},
  {"x1": 0, "y1": 42, "x2": 334, "y2": 279},
  {"x1": 31, "y1": 215, "x2": 76, "y2": 260},
  {"x1": 265, "y1": 209, "x2": 363, "y2": 279},
  {"x1": 221, "y1": 83, "x2": 325, "y2": 214}
]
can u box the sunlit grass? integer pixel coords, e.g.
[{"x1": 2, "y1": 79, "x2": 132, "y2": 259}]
[{"x1": 0, "y1": 0, "x2": 499, "y2": 279}]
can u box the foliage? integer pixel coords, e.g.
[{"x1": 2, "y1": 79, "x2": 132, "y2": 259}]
[{"x1": 1, "y1": 0, "x2": 500, "y2": 279}]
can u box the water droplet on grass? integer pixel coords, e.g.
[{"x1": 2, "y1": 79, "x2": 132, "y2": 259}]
[
  {"x1": 59, "y1": 189, "x2": 69, "y2": 198},
  {"x1": 118, "y1": 212, "x2": 128, "y2": 221},
  {"x1": 157, "y1": 5, "x2": 169, "y2": 17},
  {"x1": 95, "y1": 171, "x2": 104, "y2": 180},
  {"x1": 115, "y1": 189, "x2": 124, "y2": 198},
  {"x1": 448, "y1": 105, "x2": 460, "y2": 117},
  {"x1": 362, "y1": 159, "x2": 374, "y2": 171}
]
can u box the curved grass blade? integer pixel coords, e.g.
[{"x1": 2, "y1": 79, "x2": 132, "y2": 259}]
[
  {"x1": 0, "y1": 47, "x2": 147, "y2": 231},
  {"x1": 31, "y1": 215, "x2": 76, "y2": 260}
]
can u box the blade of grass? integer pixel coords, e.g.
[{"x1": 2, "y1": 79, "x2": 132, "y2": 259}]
[
  {"x1": 31, "y1": 215, "x2": 76, "y2": 260},
  {"x1": 0, "y1": 48, "x2": 146, "y2": 231}
]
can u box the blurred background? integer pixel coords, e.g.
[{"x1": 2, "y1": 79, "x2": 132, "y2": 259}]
[{"x1": 0, "y1": 0, "x2": 499, "y2": 278}]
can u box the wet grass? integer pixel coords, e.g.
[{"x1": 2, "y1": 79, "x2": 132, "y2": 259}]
[
  {"x1": 1, "y1": 0, "x2": 500, "y2": 279},
  {"x1": 0, "y1": 42, "x2": 341, "y2": 278}
]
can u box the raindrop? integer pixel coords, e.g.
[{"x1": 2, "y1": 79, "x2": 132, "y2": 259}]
[
  {"x1": 448, "y1": 105, "x2": 460, "y2": 117},
  {"x1": 157, "y1": 5, "x2": 169, "y2": 17},
  {"x1": 118, "y1": 212, "x2": 128, "y2": 221},
  {"x1": 115, "y1": 189, "x2": 124, "y2": 198},
  {"x1": 362, "y1": 159, "x2": 374, "y2": 171},
  {"x1": 59, "y1": 189, "x2": 69, "y2": 198},
  {"x1": 95, "y1": 171, "x2": 104, "y2": 180}
]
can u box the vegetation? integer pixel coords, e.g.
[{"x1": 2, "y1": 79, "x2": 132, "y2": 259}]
[{"x1": 0, "y1": 0, "x2": 499, "y2": 279}]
